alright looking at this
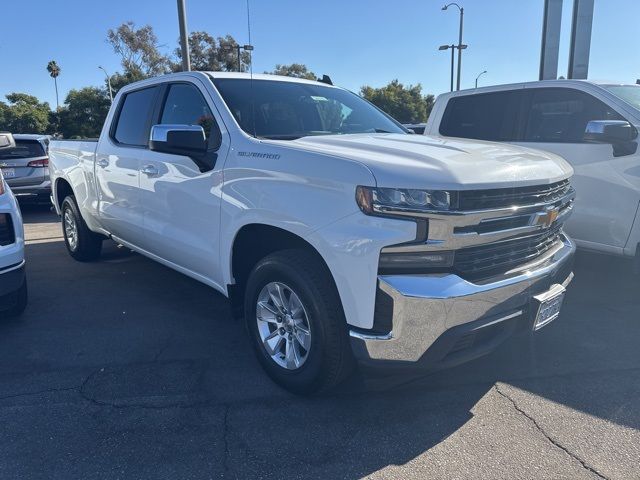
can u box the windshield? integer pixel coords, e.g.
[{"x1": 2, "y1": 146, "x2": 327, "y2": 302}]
[
  {"x1": 213, "y1": 78, "x2": 406, "y2": 140},
  {"x1": 602, "y1": 85, "x2": 640, "y2": 111}
]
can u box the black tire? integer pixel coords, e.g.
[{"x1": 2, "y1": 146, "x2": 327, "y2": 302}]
[
  {"x1": 61, "y1": 195, "x2": 103, "y2": 261},
  {"x1": 4, "y1": 277, "x2": 27, "y2": 317},
  {"x1": 244, "y1": 249, "x2": 354, "y2": 395}
]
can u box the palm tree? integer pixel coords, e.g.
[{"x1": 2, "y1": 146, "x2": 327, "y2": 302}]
[{"x1": 46, "y1": 60, "x2": 61, "y2": 111}]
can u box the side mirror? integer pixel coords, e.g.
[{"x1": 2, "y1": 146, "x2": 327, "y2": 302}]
[
  {"x1": 149, "y1": 124, "x2": 215, "y2": 172},
  {"x1": 584, "y1": 120, "x2": 637, "y2": 143},
  {"x1": 149, "y1": 124, "x2": 207, "y2": 156},
  {"x1": 0, "y1": 132, "x2": 15, "y2": 149}
]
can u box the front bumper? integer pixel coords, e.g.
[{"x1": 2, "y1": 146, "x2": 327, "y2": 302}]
[
  {"x1": 0, "y1": 261, "x2": 26, "y2": 312},
  {"x1": 349, "y1": 233, "x2": 575, "y2": 369}
]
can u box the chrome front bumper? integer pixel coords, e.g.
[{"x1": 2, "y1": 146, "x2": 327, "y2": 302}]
[{"x1": 349, "y1": 234, "x2": 575, "y2": 367}]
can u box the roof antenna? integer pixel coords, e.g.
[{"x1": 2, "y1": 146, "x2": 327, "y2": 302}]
[
  {"x1": 247, "y1": 0, "x2": 257, "y2": 138},
  {"x1": 317, "y1": 75, "x2": 333, "y2": 85}
]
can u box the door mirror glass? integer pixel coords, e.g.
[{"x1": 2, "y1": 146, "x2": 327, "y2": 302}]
[
  {"x1": 584, "y1": 120, "x2": 637, "y2": 144},
  {"x1": 149, "y1": 124, "x2": 207, "y2": 156}
]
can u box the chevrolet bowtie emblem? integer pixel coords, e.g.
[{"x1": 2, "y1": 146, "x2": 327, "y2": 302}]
[{"x1": 535, "y1": 207, "x2": 560, "y2": 228}]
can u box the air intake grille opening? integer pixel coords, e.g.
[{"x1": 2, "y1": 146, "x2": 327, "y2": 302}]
[
  {"x1": 454, "y1": 225, "x2": 563, "y2": 281},
  {"x1": 0, "y1": 214, "x2": 15, "y2": 246}
]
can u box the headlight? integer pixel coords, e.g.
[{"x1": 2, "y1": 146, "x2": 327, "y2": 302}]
[{"x1": 356, "y1": 186, "x2": 451, "y2": 215}]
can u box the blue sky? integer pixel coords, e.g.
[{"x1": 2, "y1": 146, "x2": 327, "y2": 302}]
[{"x1": 1, "y1": 0, "x2": 639, "y2": 108}]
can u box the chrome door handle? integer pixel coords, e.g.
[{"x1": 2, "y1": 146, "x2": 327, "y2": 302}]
[
  {"x1": 140, "y1": 164, "x2": 159, "y2": 176},
  {"x1": 96, "y1": 158, "x2": 109, "y2": 168}
]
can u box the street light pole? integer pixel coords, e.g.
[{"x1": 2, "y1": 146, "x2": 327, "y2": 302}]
[
  {"x1": 442, "y1": 3, "x2": 464, "y2": 90},
  {"x1": 439, "y1": 45, "x2": 455, "y2": 92},
  {"x1": 98, "y1": 66, "x2": 113, "y2": 103},
  {"x1": 475, "y1": 70, "x2": 487, "y2": 88},
  {"x1": 177, "y1": 0, "x2": 191, "y2": 71}
]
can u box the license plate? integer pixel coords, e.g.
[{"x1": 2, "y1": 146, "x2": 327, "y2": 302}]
[
  {"x1": 1, "y1": 168, "x2": 15, "y2": 178},
  {"x1": 533, "y1": 284, "x2": 565, "y2": 331}
]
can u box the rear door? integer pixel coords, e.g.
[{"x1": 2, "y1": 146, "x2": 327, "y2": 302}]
[
  {"x1": 513, "y1": 87, "x2": 640, "y2": 250},
  {"x1": 138, "y1": 80, "x2": 229, "y2": 281},
  {"x1": 95, "y1": 85, "x2": 160, "y2": 247},
  {"x1": 0, "y1": 139, "x2": 47, "y2": 189}
]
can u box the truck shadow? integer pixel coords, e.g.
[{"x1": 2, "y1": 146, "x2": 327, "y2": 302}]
[{"x1": 3, "y1": 215, "x2": 639, "y2": 478}]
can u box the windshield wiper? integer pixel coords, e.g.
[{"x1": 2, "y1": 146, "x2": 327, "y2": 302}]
[{"x1": 257, "y1": 134, "x2": 304, "y2": 140}]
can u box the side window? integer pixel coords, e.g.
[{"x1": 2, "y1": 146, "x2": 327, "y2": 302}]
[
  {"x1": 160, "y1": 83, "x2": 217, "y2": 140},
  {"x1": 439, "y1": 91, "x2": 522, "y2": 141},
  {"x1": 113, "y1": 87, "x2": 159, "y2": 146},
  {"x1": 523, "y1": 88, "x2": 624, "y2": 143}
]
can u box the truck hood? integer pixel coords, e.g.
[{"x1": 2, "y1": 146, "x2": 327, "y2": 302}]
[{"x1": 289, "y1": 134, "x2": 573, "y2": 190}]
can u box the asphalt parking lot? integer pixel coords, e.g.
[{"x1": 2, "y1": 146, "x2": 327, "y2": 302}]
[{"x1": 1, "y1": 206, "x2": 639, "y2": 480}]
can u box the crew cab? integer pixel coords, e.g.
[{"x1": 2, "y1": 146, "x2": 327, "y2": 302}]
[
  {"x1": 425, "y1": 80, "x2": 640, "y2": 265},
  {"x1": 49, "y1": 72, "x2": 575, "y2": 393}
]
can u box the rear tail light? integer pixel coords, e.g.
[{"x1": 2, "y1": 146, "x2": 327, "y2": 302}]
[{"x1": 27, "y1": 157, "x2": 49, "y2": 167}]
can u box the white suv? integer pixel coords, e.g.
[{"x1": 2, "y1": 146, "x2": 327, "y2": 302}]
[{"x1": 426, "y1": 80, "x2": 640, "y2": 264}]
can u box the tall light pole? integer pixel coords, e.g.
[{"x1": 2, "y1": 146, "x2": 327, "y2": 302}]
[
  {"x1": 98, "y1": 66, "x2": 113, "y2": 103},
  {"x1": 475, "y1": 70, "x2": 487, "y2": 88},
  {"x1": 439, "y1": 45, "x2": 455, "y2": 92},
  {"x1": 177, "y1": 0, "x2": 191, "y2": 71},
  {"x1": 442, "y1": 3, "x2": 464, "y2": 90},
  {"x1": 439, "y1": 44, "x2": 467, "y2": 92}
]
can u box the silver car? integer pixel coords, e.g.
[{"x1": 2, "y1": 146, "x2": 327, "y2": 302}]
[{"x1": 0, "y1": 134, "x2": 51, "y2": 204}]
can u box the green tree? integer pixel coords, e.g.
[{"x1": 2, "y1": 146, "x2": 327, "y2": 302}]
[
  {"x1": 172, "y1": 32, "x2": 251, "y2": 72},
  {"x1": 269, "y1": 63, "x2": 316, "y2": 80},
  {"x1": 46, "y1": 60, "x2": 61, "y2": 111},
  {"x1": 360, "y1": 80, "x2": 434, "y2": 124},
  {"x1": 58, "y1": 87, "x2": 111, "y2": 138},
  {"x1": 107, "y1": 21, "x2": 170, "y2": 84},
  {"x1": 0, "y1": 93, "x2": 51, "y2": 133}
]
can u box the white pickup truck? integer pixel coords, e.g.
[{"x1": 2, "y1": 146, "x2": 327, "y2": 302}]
[
  {"x1": 425, "y1": 80, "x2": 640, "y2": 265},
  {"x1": 49, "y1": 72, "x2": 576, "y2": 393}
]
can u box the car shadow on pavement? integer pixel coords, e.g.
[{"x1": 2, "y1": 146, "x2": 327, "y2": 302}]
[{"x1": 2, "y1": 214, "x2": 639, "y2": 478}]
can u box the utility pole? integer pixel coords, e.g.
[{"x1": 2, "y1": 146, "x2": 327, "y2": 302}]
[{"x1": 177, "y1": 0, "x2": 191, "y2": 71}]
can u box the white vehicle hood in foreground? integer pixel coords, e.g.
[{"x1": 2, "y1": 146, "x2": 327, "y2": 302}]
[{"x1": 290, "y1": 134, "x2": 573, "y2": 190}]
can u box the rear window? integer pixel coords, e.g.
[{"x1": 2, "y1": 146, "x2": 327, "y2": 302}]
[
  {"x1": 439, "y1": 91, "x2": 523, "y2": 141},
  {"x1": 0, "y1": 140, "x2": 45, "y2": 160},
  {"x1": 113, "y1": 87, "x2": 159, "y2": 146}
]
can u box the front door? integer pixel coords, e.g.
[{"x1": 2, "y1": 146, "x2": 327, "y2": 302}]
[
  {"x1": 514, "y1": 87, "x2": 640, "y2": 250},
  {"x1": 138, "y1": 81, "x2": 229, "y2": 283}
]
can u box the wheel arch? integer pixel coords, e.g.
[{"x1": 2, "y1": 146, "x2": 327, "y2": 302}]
[
  {"x1": 227, "y1": 223, "x2": 337, "y2": 319},
  {"x1": 54, "y1": 177, "x2": 74, "y2": 212}
]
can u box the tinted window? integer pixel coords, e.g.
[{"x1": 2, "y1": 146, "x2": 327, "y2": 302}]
[
  {"x1": 213, "y1": 79, "x2": 405, "y2": 139},
  {"x1": 114, "y1": 87, "x2": 158, "y2": 146},
  {"x1": 524, "y1": 88, "x2": 624, "y2": 143},
  {"x1": 439, "y1": 91, "x2": 522, "y2": 141},
  {"x1": 160, "y1": 83, "x2": 216, "y2": 139},
  {"x1": 0, "y1": 140, "x2": 45, "y2": 160},
  {"x1": 603, "y1": 85, "x2": 640, "y2": 111}
]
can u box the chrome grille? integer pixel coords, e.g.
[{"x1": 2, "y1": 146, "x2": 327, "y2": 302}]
[
  {"x1": 454, "y1": 225, "x2": 563, "y2": 281},
  {"x1": 457, "y1": 180, "x2": 572, "y2": 210}
]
